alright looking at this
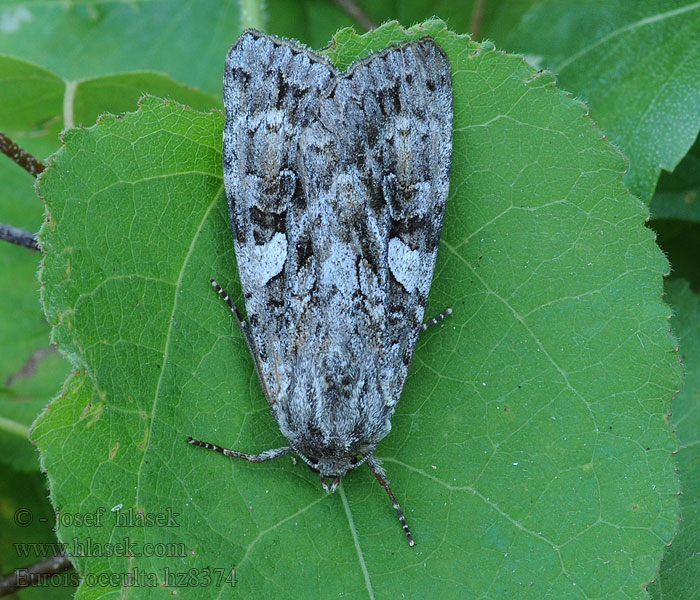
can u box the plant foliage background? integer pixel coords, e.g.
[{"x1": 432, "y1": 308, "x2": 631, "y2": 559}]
[{"x1": 0, "y1": 1, "x2": 698, "y2": 599}]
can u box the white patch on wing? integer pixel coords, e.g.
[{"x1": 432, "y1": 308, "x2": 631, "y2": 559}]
[
  {"x1": 388, "y1": 237, "x2": 420, "y2": 293},
  {"x1": 245, "y1": 232, "x2": 288, "y2": 284}
]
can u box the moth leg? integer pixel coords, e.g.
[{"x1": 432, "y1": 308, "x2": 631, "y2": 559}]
[
  {"x1": 420, "y1": 307, "x2": 453, "y2": 333},
  {"x1": 187, "y1": 436, "x2": 291, "y2": 463},
  {"x1": 366, "y1": 456, "x2": 415, "y2": 547}
]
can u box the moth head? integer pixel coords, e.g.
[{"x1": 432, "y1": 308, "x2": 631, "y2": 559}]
[{"x1": 295, "y1": 451, "x2": 371, "y2": 488}]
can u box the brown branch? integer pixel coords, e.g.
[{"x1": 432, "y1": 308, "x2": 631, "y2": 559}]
[
  {"x1": 5, "y1": 345, "x2": 58, "y2": 386},
  {"x1": 331, "y1": 0, "x2": 376, "y2": 31},
  {"x1": 470, "y1": 0, "x2": 487, "y2": 40},
  {"x1": 0, "y1": 553, "x2": 73, "y2": 597},
  {"x1": 0, "y1": 132, "x2": 45, "y2": 177},
  {"x1": 0, "y1": 222, "x2": 39, "y2": 251}
]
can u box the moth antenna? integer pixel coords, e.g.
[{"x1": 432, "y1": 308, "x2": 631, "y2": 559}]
[
  {"x1": 366, "y1": 456, "x2": 415, "y2": 546},
  {"x1": 187, "y1": 436, "x2": 291, "y2": 463},
  {"x1": 420, "y1": 307, "x2": 452, "y2": 332},
  {"x1": 210, "y1": 279, "x2": 248, "y2": 329}
]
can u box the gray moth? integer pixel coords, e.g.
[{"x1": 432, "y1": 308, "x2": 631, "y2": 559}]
[{"x1": 188, "y1": 29, "x2": 452, "y2": 546}]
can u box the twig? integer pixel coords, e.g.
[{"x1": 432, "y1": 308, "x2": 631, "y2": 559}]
[
  {"x1": 332, "y1": 0, "x2": 376, "y2": 31},
  {"x1": 0, "y1": 222, "x2": 39, "y2": 251},
  {"x1": 0, "y1": 132, "x2": 45, "y2": 177},
  {"x1": 470, "y1": 0, "x2": 486, "y2": 40},
  {"x1": 5, "y1": 345, "x2": 58, "y2": 386},
  {"x1": 0, "y1": 553, "x2": 73, "y2": 597}
]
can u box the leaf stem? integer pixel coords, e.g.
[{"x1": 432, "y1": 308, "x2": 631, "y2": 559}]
[
  {"x1": 0, "y1": 223, "x2": 39, "y2": 251},
  {"x1": 332, "y1": 0, "x2": 376, "y2": 31},
  {"x1": 0, "y1": 553, "x2": 74, "y2": 596},
  {"x1": 240, "y1": 0, "x2": 266, "y2": 31},
  {"x1": 63, "y1": 81, "x2": 77, "y2": 130},
  {"x1": 469, "y1": 0, "x2": 486, "y2": 39},
  {"x1": 0, "y1": 415, "x2": 31, "y2": 440},
  {"x1": 0, "y1": 132, "x2": 45, "y2": 177}
]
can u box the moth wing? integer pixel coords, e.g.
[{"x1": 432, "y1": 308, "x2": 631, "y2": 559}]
[
  {"x1": 222, "y1": 30, "x2": 336, "y2": 405},
  {"x1": 223, "y1": 34, "x2": 452, "y2": 438},
  {"x1": 316, "y1": 39, "x2": 453, "y2": 408}
]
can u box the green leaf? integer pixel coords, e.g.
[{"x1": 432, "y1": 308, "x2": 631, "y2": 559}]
[
  {"x1": 0, "y1": 56, "x2": 219, "y2": 473},
  {"x1": 0, "y1": 56, "x2": 220, "y2": 141},
  {"x1": 0, "y1": 157, "x2": 64, "y2": 473},
  {"x1": 650, "y1": 137, "x2": 700, "y2": 222},
  {"x1": 34, "y1": 21, "x2": 680, "y2": 599},
  {"x1": 648, "y1": 279, "x2": 700, "y2": 599},
  {"x1": 505, "y1": 0, "x2": 700, "y2": 204},
  {"x1": 265, "y1": 0, "x2": 354, "y2": 46},
  {"x1": 477, "y1": 0, "x2": 542, "y2": 43},
  {"x1": 0, "y1": 60, "x2": 69, "y2": 469},
  {"x1": 0, "y1": 347, "x2": 67, "y2": 472},
  {"x1": 0, "y1": 1, "x2": 241, "y2": 96}
]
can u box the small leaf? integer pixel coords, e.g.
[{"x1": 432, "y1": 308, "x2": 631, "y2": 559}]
[
  {"x1": 34, "y1": 22, "x2": 680, "y2": 598},
  {"x1": 0, "y1": 56, "x2": 219, "y2": 137}
]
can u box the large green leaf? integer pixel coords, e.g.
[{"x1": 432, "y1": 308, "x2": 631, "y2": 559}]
[
  {"x1": 33, "y1": 20, "x2": 680, "y2": 599},
  {"x1": 0, "y1": 57, "x2": 219, "y2": 473},
  {"x1": 648, "y1": 279, "x2": 700, "y2": 599},
  {"x1": 0, "y1": 0, "x2": 241, "y2": 95},
  {"x1": 506, "y1": 0, "x2": 700, "y2": 205}
]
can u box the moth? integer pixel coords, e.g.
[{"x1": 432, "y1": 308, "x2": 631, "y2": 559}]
[{"x1": 188, "y1": 29, "x2": 452, "y2": 546}]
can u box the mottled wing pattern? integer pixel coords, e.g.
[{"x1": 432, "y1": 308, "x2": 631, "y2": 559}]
[
  {"x1": 323, "y1": 40, "x2": 453, "y2": 411},
  {"x1": 223, "y1": 32, "x2": 452, "y2": 457},
  {"x1": 222, "y1": 30, "x2": 336, "y2": 400}
]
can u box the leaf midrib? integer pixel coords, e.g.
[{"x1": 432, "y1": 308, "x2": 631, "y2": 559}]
[{"x1": 129, "y1": 181, "x2": 224, "y2": 587}]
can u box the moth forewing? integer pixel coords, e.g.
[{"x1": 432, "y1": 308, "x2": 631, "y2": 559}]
[{"x1": 189, "y1": 29, "x2": 453, "y2": 547}]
